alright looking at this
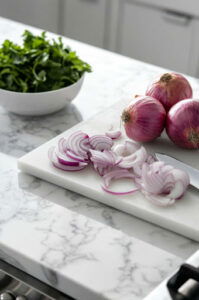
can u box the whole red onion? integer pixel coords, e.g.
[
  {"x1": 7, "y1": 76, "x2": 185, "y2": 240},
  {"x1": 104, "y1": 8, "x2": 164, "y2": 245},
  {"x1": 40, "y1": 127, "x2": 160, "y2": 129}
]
[
  {"x1": 121, "y1": 96, "x2": 166, "y2": 142},
  {"x1": 166, "y1": 99, "x2": 199, "y2": 149},
  {"x1": 146, "y1": 72, "x2": 192, "y2": 111}
]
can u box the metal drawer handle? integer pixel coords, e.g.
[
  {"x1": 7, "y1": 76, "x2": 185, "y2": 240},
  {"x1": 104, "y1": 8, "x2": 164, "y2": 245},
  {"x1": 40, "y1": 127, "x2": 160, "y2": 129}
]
[{"x1": 162, "y1": 10, "x2": 192, "y2": 26}]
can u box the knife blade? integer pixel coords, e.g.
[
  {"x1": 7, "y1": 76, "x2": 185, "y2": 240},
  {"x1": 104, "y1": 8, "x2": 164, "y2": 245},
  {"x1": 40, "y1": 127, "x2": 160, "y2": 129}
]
[{"x1": 155, "y1": 153, "x2": 199, "y2": 190}]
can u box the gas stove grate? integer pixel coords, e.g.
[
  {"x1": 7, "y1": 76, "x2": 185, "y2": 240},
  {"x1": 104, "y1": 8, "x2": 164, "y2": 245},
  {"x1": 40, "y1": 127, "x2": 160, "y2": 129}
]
[{"x1": 0, "y1": 259, "x2": 74, "y2": 300}]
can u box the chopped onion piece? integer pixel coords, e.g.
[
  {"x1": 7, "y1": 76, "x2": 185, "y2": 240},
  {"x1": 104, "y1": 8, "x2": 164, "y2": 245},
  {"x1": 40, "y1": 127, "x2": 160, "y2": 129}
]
[
  {"x1": 48, "y1": 147, "x2": 87, "y2": 171},
  {"x1": 90, "y1": 149, "x2": 121, "y2": 176},
  {"x1": 89, "y1": 135, "x2": 113, "y2": 151},
  {"x1": 102, "y1": 185, "x2": 139, "y2": 195},
  {"x1": 66, "y1": 149, "x2": 88, "y2": 162},
  {"x1": 102, "y1": 168, "x2": 138, "y2": 195},
  {"x1": 105, "y1": 130, "x2": 122, "y2": 139},
  {"x1": 65, "y1": 130, "x2": 90, "y2": 159},
  {"x1": 114, "y1": 140, "x2": 140, "y2": 156},
  {"x1": 140, "y1": 162, "x2": 190, "y2": 206},
  {"x1": 114, "y1": 141, "x2": 148, "y2": 175}
]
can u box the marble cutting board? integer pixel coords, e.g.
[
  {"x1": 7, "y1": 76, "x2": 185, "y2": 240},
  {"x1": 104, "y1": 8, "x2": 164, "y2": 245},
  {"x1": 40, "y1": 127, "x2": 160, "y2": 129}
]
[{"x1": 18, "y1": 99, "x2": 199, "y2": 242}]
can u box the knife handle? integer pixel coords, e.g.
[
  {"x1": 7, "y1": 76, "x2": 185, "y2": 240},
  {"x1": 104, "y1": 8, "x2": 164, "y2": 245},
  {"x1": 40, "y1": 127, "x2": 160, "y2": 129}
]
[{"x1": 167, "y1": 263, "x2": 199, "y2": 300}]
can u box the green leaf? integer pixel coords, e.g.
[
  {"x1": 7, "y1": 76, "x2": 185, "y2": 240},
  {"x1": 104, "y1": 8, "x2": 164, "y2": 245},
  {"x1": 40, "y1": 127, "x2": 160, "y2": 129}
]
[{"x1": 0, "y1": 30, "x2": 92, "y2": 92}]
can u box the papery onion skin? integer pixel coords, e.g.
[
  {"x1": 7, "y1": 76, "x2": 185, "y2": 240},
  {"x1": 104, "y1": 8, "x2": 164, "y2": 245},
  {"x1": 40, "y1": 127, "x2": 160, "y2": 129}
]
[
  {"x1": 121, "y1": 96, "x2": 166, "y2": 142},
  {"x1": 166, "y1": 99, "x2": 199, "y2": 149},
  {"x1": 146, "y1": 72, "x2": 192, "y2": 111}
]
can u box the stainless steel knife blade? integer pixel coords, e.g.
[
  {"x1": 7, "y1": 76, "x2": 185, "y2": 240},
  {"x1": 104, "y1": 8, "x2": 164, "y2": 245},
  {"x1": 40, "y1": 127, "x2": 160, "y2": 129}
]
[{"x1": 155, "y1": 153, "x2": 199, "y2": 190}]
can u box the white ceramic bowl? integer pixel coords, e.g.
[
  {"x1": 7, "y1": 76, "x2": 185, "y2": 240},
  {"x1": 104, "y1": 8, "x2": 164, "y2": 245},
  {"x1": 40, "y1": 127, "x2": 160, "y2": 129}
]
[{"x1": 0, "y1": 74, "x2": 85, "y2": 116}]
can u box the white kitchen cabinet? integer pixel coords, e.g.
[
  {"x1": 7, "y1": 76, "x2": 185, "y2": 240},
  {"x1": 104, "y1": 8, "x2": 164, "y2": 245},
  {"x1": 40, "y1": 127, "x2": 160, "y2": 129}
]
[
  {"x1": 116, "y1": 1, "x2": 199, "y2": 75},
  {"x1": 0, "y1": 0, "x2": 60, "y2": 33},
  {"x1": 62, "y1": 0, "x2": 109, "y2": 48}
]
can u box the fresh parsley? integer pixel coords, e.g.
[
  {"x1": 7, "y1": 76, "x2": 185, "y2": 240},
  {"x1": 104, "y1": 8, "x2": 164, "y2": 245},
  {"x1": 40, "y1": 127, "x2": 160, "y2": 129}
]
[{"x1": 0, "y1": 30, "x2": 91, "y2": 93}]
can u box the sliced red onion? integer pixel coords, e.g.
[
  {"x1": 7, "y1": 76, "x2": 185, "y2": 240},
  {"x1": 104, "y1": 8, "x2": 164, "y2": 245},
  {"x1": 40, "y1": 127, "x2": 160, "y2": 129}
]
[
  {"x1": 90, "y1": 149, "x2": 121, "y2": 176},
  {"x1": 114, "y1": 141, "x2": 148, "y2": 176},
  {"x1": 140, "y1": 162, "x2": 190, "y2": 206},
  {"x1": 105, "y1": 130, "x2": 122, "y2": 139},
  {"x1": 89, "y1": 135, "x2": 113, "y2": 151},
  {"x1": 114, "y1": 140, "x2": 140, "y2": 156},
  {"x1": 102, "y1": 169, "x2": 138, "y2": 195},
  {"x1": 103, "y1": 168, "x2": 135, "y2": 186},
  {"x1": 66, "y1": 149, "x2": 88, "y2": 162},
  {"x1": 102, "y1": 185, "x2": 139, "y2": 195},
  {"x1": 48, "y1": 130, "x2": 190, "y2": 206},
  {"x1": 48, "y1": 147, "x2": 87, "y2": 171},
  {"x1": 65, "y1": 130, "x2": 90, "y2": 159},
  {"x1": 55, "y1": 149, "x2": 87, "y2": 167},
  {"x1": 58, "y1": 137, "x2": 68, "y2": 153},
  {"x1": 145, "y1": 154, "x2": 156, "y2": 164}
]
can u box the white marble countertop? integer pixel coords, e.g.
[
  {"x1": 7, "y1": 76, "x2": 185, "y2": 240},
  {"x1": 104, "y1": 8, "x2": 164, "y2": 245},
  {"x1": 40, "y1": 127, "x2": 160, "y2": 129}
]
[{"x1": 0, "y1": 17, "x2": 198, "y2": 299}]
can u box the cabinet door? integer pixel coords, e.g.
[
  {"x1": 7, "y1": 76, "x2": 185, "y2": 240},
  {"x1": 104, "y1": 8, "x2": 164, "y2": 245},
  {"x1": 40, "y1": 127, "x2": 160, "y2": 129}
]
[
  {"x1": 117, "y1": 2, "x2": 194, "y2": 73},
  {"x1": 0, "y1": 0, "x2": 59, "y2": 33},
  {"x1": 63, "y1": 0, "x2": 107, "y2": 48}
]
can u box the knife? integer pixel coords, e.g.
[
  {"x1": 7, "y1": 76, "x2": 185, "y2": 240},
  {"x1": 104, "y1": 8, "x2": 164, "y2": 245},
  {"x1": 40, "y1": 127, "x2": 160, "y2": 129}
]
[{"x1": 155, "y1": 153, "x2": 199, "y2": 190}]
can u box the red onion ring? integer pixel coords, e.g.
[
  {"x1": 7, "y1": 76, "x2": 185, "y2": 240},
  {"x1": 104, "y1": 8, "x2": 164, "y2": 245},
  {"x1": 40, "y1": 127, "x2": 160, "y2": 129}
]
[
  {"x1": 90, "y1": 149, "x2": 121, "y2": 176},
  {"x1": 65, "y1": 130, "x2": 90, "y2": 158},
  {"x1": 89, "y1": 135, "x2": 113, "y2": 151},
  {"x1": 102, "y1": 169, "x2": 138, "y2": 195},
  {"x1": 48, "y1": 147, "x2": 87, "y2": 171}
]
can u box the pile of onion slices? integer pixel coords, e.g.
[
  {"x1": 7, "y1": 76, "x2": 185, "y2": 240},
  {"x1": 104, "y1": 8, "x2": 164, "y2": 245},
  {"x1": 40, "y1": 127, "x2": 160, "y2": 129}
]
[{"x1": 48, "y1": 130, "x2": 190, "y2": 207}]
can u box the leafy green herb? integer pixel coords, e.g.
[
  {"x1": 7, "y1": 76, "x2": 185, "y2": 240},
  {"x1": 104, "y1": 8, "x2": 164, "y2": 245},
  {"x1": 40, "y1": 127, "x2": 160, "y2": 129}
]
[{"x1": 0, "y1": 30, "x2": 91, "y2": 93}]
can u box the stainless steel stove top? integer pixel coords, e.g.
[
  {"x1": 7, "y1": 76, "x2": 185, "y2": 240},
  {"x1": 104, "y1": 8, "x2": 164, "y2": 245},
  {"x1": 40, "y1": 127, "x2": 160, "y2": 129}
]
[{"x1": 0, "y1": 259, "x2": 74, "y2": 300}]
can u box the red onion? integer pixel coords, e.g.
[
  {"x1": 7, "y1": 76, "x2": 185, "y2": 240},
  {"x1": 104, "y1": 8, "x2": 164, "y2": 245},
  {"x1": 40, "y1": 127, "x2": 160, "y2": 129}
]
[
  {"x1": 166, "y1": 99, "x2": 199, "y2": 149},
  {"x1": 121, "y1": 96, "x2": 166, "y2": 142},
  {"x1": 140, "y1": 161, "x2": 190, "y2": 206},
  {"x1": 146, "y1": 72, "x2": 192, "y2": 111},
  {"x1": 89, "y1": 135, "x2": 113, "y2": 151}
]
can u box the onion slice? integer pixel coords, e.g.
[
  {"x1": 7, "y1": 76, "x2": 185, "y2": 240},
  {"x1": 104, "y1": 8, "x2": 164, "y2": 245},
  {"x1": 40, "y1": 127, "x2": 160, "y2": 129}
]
[
  {"x1": 48, "y1": 147, "x2": 87, "y2": 171},
  {"x1": 102, "y1": 168, "x2": 139, "y2": 195},
  {"x1": 64, "y1": 130, "x2": 90, "y2": 159},
  {"x1": 89, "y1": 135, "x2": 113, "y2": 151},
  {"x1": 140, "y1": 162, "x2": 190, "y2": 206},
  {"x1": 90, "y1": 149, "x2": 121, "y2": 176},
  {"x1": 105, "y1": 130, "x2": 122, "y2": 139},
  {"x1": 114, "y1": 141, "x2": 148, "y2": 176}
]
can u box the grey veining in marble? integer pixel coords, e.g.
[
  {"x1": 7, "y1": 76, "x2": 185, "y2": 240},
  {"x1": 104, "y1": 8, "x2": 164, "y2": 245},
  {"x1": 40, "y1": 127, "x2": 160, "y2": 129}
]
[
  {"x1": 0, "y1": 16, "x2": 198, "y2": 300},
  {"x1": 0, "y1": 17, "x2": 198, "y2": 260},
  {"x1": 0, "y1": 153, "x2": 182, "y2": 300},
  {"x1": 144, "y1": 250, "x2": 199, "y2": 300}
]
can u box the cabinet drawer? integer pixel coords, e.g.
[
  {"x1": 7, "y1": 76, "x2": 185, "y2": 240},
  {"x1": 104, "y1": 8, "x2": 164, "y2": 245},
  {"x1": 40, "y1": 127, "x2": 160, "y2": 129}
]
[
  {"x1": 63, "y1": 0, "x2": 107, "y2": 48},
  {"x1": 118, "y1": 2, "x2": 193, "y2": 73},
  {"x1": 0, "y1": 0, "x2": 59, "y2": 33}
]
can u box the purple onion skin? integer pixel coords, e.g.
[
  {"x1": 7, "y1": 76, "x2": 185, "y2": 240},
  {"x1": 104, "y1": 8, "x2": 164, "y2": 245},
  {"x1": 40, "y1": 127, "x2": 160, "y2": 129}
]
[
  {"x1": 146, "y1": 72, "x2": 192, "y2": 111},
  {"x1": 166, "y1": 99, "x2": 199, "y2": 149},
  {"x1": 122, "y1": 96, "x2": 166, "y2": 142}
]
